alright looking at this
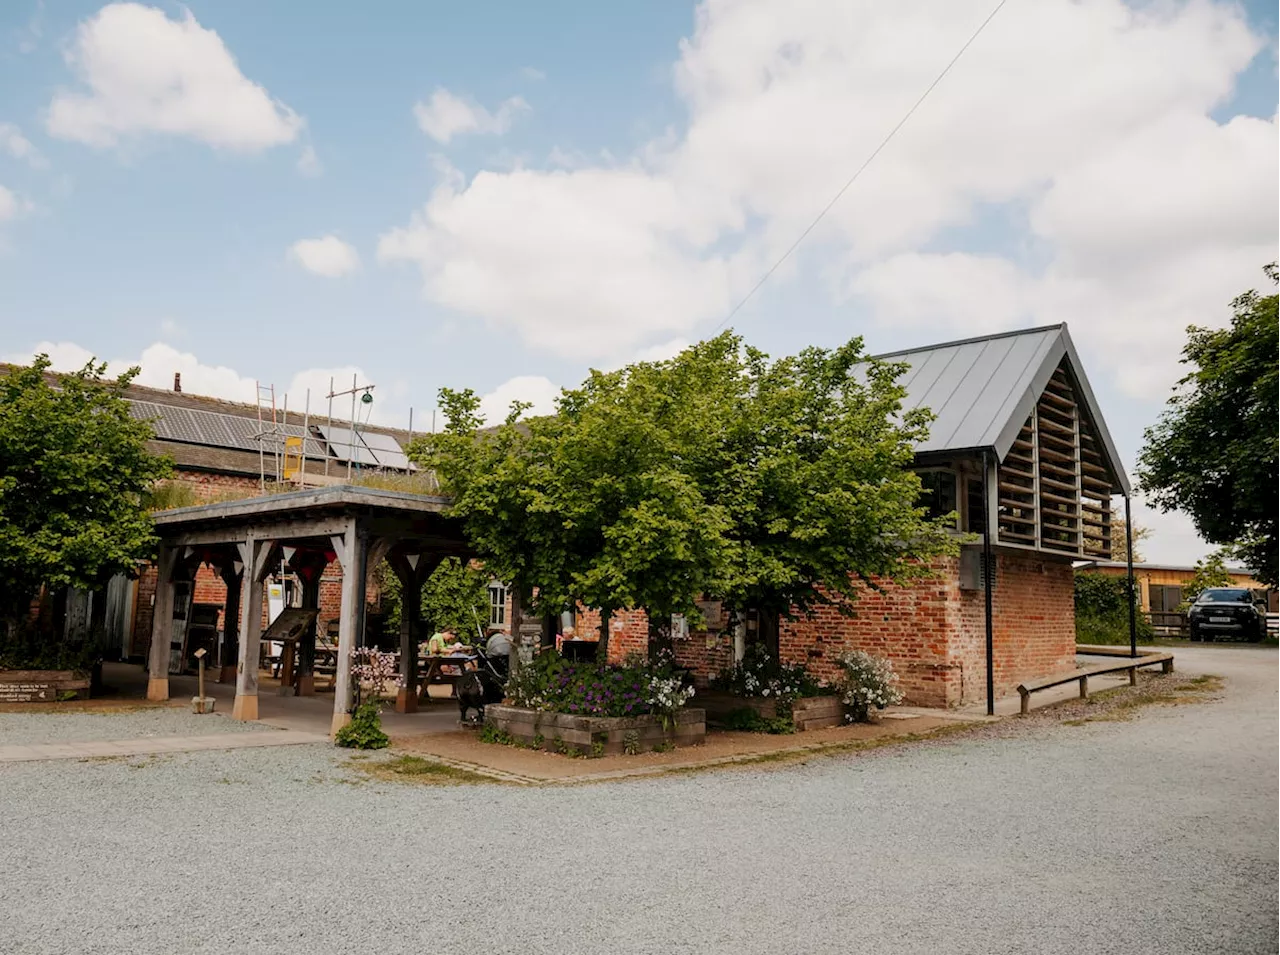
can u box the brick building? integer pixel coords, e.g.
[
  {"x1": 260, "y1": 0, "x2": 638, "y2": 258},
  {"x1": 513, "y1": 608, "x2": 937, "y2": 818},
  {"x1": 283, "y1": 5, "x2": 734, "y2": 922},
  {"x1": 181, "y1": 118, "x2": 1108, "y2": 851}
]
[
  {"x1": 8, "y1": 322, "x2": 1130, "y2": 713},
  {"x1": 575, "y1": 325, "x2": 1129, "y2": 708}
]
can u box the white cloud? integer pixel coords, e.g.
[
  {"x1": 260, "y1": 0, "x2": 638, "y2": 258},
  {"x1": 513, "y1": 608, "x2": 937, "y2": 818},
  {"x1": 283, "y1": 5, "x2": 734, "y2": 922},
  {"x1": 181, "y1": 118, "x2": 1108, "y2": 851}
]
[
  {"x1": 288, "y1": 235, "x2": 360, "y2": 277},
  {"x1": 520, "y1": 67, "x2": 546, "y2": 81},
  {"x1": 2, "y1": 340, "x2": 401, "y2": 424},
  {"x1": 46, "y1": 3, "x2": 302, "y2": 151},
  {"x1": 478, "y1": 375, "x2": 561, "y2": 423},
  {"x1": 0, "y1": 184, "x2": 19, "y2": 221},
  {"x1": 378, "y1": 0, "x2": 1276, "y2": 391},
  {"x1": 296, "y1": 143, "x2": 322, "y2": 177},
  {"x1": 413, "y1": 88, "x2": 530, "y2": 144},
  {"x1": 0, "y1": 122, "x2": 46, "y2": 168}
]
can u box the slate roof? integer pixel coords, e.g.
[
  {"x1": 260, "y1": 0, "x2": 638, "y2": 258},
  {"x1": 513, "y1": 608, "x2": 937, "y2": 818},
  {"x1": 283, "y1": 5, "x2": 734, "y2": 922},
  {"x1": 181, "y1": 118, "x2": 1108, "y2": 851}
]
[{"x1": 872, "y1": 324, "x2": 1130, "y2": 494}]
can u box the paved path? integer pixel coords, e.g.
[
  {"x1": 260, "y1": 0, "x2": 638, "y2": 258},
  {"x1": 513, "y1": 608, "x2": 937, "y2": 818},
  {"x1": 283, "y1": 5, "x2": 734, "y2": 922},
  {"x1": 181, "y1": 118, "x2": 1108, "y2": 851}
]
[{"x1": 0, "y1": 729, "x2": 328, "y2": 762}]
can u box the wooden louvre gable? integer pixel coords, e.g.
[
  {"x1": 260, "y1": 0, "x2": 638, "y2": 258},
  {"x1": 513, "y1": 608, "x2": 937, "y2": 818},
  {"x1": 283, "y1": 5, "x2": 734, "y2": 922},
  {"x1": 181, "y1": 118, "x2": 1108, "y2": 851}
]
[{"x1": 996, "y1": 359, "x2": 1115, "y2": 559}]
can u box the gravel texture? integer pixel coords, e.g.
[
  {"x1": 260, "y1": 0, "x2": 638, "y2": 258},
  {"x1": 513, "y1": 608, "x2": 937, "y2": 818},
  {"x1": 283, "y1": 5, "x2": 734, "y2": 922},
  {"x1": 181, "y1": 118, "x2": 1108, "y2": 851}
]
[
  {"x1": 0, "y1": 645, "x2": 1274, "y2": 955},
  {"x1": 0, "y1": 708, "x2": 273, "y2": 745}
]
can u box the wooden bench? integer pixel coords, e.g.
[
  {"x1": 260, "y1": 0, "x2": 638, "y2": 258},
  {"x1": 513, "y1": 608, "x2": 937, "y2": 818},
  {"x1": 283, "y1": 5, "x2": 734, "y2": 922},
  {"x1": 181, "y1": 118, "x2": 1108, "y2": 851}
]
[{"x1": 1017, "y1": 652, "x2": 1175, "y2": 715}]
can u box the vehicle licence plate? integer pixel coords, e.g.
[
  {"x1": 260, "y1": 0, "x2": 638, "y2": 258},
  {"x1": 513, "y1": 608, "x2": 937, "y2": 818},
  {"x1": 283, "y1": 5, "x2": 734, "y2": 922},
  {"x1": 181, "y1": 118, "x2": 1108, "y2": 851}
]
[{"x1": 1210, "y1": 616, "x2": 1231, "y2": 623}]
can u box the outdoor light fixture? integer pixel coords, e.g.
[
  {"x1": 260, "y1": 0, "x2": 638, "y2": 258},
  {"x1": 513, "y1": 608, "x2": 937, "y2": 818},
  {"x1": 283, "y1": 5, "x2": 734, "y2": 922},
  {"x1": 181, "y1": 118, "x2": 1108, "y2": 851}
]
[{"x1": 361, "y1": 390, "x2": 373, "y2": 405}]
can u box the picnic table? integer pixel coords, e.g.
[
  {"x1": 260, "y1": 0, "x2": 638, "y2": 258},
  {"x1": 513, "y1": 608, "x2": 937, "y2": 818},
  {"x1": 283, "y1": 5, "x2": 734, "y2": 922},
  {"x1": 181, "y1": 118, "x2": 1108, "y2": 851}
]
[{"x1": 416, "y1": 653, "x2": 478, "y2": 702}]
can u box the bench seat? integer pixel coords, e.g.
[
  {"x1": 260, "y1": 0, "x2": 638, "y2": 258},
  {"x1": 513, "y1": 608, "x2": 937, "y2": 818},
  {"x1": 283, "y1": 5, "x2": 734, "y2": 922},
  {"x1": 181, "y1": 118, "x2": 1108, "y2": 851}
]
[{"x1": 1017, "y1": 652, "x2": 1175, "y2": 715}]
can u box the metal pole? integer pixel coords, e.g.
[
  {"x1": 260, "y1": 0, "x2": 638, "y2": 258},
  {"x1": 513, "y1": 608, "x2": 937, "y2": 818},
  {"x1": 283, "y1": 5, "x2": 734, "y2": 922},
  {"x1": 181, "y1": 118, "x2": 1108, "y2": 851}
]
[
  {"x1": 1125, "y1": 493, "x2": 1137, "y2": 658},
  {"x1": 983, "y1": 450, "x2": 995, "y2": 716},
  {"x1": 408, "y1": 407, "x2": 413, "y2": 437},
  {"x1": 300, "y1": 388, "x2": 310, "y2": 486},
  {"x1": 348, "y1": 373, "x2": 357, "y2": 480},
  {"x1": 325, "y1": 377, "x2": 333, "y2": 477}
]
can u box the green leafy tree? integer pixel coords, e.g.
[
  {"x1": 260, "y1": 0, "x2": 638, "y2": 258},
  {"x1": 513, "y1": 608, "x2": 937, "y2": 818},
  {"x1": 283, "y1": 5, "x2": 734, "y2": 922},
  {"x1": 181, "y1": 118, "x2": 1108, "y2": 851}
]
[
  {"x1": 416, "y1": 332, "x2": 957, "y2": 662},
  {"x1": 1073, "y1": 572, "x2": 1153, "y2": 646},
  {"x1": 1138, "y1": 265, "x2": 1279, "y2": 586},
  {"x1": 0, "y1": 356, "x2": 171, "y2": 639},
  {"x1": 408, "y1": 390, "x2": 570, "y2": 664},
  {"x1": 649, "y1": 333, "x2": 958, "y2": 642},
  {"x1": 1180, "y1": 551, "x2": 1235, "y2": 608},
  {"x1": 380, "y1": 557, "x2": 491, "y2": 641}
]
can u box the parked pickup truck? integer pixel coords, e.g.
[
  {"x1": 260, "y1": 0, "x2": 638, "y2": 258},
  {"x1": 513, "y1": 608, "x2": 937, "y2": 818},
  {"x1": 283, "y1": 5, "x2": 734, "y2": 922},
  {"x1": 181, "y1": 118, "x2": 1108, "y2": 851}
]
[{"x1": 1188, "y1": 588, "x2": 1269, "y2": 642}]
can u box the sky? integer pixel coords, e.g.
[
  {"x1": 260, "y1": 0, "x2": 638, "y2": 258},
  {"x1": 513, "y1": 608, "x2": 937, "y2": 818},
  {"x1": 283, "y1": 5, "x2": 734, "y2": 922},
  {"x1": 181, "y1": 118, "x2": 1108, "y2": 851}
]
[{"x1": 0, "y1": 0, "x2": 1276, "y2": 565}]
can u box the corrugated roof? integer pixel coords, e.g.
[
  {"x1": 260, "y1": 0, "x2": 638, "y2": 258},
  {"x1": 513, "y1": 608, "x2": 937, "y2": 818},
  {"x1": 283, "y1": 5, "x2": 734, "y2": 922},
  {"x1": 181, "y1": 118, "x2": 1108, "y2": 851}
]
[{"x1": 872, "y1": 323, "x2": 1130, "y2": 494}]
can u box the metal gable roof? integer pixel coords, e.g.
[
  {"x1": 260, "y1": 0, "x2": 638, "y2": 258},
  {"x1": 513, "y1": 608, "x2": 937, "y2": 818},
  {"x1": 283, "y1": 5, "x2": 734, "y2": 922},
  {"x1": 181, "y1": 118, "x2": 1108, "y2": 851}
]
[{"x1": 873, "y1": 324, "x2": 1130, "y2": 495}]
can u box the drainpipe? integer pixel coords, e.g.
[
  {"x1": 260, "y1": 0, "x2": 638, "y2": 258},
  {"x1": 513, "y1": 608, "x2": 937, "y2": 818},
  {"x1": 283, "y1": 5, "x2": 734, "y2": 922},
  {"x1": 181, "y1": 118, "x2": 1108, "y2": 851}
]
[
  {"x1": 1125, "y1": 493, "x2": 1137, "y2": 658},
  {"x1": 982, "y1": 449, "x2": 995, "y2": 716}
]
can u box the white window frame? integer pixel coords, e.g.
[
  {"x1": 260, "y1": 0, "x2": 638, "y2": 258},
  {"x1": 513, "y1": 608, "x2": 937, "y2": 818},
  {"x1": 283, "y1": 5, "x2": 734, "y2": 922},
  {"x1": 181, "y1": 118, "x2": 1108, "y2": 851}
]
[{"x1": 487, "y1": 582, "x2": 507, "y2": 628}]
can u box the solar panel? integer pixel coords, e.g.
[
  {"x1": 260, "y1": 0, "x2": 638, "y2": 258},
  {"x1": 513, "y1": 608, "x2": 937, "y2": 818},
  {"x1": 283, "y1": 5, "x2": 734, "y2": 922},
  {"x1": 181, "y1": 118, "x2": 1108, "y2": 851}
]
[
  {"x1": 357, "y1": 430, "x2": 415, "y2": 470},
  {"x1": 316, "y1": 425, "x2": 380, "y2": 466},
  {"x1": 129, "y1": 400, "x2": 326, "y2": 456}
]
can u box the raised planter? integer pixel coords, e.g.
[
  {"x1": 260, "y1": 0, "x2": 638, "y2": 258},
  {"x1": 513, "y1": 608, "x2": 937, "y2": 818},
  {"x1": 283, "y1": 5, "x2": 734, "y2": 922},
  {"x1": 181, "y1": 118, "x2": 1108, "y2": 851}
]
[
  {"x1": 0, "y1": 669, "x2": 91, "y2": 703},
  {"x1": 485, "y1": 704, "x2": 706, "y2": 755},
  {"x1": 699, "y1": 691, "x2": 844, "y2": 731}
]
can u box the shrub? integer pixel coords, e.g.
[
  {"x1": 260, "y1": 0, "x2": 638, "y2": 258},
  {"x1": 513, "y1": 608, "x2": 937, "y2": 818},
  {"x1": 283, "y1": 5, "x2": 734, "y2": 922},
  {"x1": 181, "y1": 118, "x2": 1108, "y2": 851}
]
[
  {"x1": 721, "y1": 707, "x2": 795, "y2": 734},
  {"x1": 506, "y1": 649, "x2": 694, "y2": 720},
  {"x1": 836, "y1": 650, "x2": 903, "y2": 722},
  {"x1": 335, "y1": 701, "x2": 389, "y2": 750},
  {"x1": 711, "y1": 643, "x2": 825, "y2": 701},
  {"x1": 1074, "y1": 572, "x2": 1154, "y2": 645}
]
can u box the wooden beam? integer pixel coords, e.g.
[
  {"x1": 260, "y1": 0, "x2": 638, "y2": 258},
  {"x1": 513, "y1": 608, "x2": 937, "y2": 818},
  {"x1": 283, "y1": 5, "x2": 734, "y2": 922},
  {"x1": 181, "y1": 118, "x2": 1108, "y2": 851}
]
[
  {"x1": 163, "y1": 514, "x2": 356, "y2": 548},
  {"x1": 146, "y1": 544, "x2": 179, "y2": 701},
  {"x1": 232, "y1": 538, "x2": 269, "y2": 721},
  {"x1": 331, "y1": 518, "x2": 366, "y2": 736}
]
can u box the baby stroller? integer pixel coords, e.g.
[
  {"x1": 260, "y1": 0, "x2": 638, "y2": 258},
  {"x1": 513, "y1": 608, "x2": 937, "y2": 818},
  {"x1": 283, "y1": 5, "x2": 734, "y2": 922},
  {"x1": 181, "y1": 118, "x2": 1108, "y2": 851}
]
[{"x1": 456, "y1": 622, "x2": 510, "y2": 725}]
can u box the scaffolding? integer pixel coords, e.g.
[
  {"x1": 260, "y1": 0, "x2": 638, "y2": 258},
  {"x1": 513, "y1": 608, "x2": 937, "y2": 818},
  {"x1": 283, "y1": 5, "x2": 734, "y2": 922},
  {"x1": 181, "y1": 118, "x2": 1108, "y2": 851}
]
[{"x1": 253, "y1": 381, "x2": 284, "y2": 489}]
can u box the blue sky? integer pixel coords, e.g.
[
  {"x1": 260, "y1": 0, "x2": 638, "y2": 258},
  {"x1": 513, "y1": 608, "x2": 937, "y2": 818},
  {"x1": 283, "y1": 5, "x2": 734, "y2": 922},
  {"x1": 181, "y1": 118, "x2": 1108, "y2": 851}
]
[{"x1": 0, "y1": 0, "x2": 1276, "y2": 563}]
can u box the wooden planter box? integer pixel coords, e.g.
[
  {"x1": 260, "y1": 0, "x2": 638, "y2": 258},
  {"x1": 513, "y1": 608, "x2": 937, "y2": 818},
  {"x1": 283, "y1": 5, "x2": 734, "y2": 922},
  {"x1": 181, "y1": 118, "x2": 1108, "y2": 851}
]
[
  {"x1": 485, "y1": 705, "x2": 706, "y2": 755},
  {"x1": 699, "y1": 691, "x2": 845, "y2": 731},
  {"x1": 0, "y1": 669, "x2": 91, "y2": 703}
]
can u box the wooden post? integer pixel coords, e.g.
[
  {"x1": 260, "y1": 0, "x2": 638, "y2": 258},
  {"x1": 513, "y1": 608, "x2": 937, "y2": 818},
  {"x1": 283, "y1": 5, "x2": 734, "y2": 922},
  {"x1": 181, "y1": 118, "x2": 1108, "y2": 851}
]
[
  {"x1": 146, "y1": 545, "x2": 179, "y2": 701},
  {"x1": 389, "y1": 551, "x2": 437, "y2": 713},
  {"x1": 296, "y1": 575, "x2": 322, "y2": 696},
  {"x1": 232, "y1": 538, "x2": 274, "y2": 721},
  {"x1": 1079, "y1": 675, "x2": 1089, "y2": 700},
  {"x1": 330, "y1": 520, "x2": 367, "y2": 736},
  {"x1": 218, "y1": 561, "x2": 242, "y2": 684},
  {"x1": 1128, "y1": 666, "x2": 1138, "y2": 687}
]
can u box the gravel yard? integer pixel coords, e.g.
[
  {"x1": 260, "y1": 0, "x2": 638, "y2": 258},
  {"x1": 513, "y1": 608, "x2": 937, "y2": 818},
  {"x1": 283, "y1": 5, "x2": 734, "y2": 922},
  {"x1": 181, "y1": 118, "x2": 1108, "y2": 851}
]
[
  {"x1": 0, "y1": 645, "x2": 1274, "y2": 955},
  {"x1": 0, "y1": 707, "x2": 273, "y2": 745}
]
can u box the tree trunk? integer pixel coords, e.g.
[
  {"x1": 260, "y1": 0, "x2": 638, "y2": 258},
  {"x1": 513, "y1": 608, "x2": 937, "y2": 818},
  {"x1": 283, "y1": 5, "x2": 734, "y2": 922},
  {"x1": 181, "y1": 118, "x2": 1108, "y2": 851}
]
[
  {"x1": 597, "y1": 605, "x2": 613, "y2": 663},
  {"x1": 508, "y1": 583, "x2": 525, "y2": 677}
]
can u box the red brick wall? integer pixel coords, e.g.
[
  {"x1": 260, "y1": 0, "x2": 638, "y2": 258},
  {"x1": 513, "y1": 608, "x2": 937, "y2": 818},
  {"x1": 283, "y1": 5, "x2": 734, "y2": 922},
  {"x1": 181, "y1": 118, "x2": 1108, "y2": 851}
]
[{"x1": 566, "y1": 552, "x2": 1076, "y2": 710}]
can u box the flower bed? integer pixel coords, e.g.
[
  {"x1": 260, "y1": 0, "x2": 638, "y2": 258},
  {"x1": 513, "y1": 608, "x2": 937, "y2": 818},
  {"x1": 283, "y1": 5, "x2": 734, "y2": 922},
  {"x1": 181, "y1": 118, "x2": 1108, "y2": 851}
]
[{"x1": 485, "y1": 704, "x2": 706, "y2": 755}]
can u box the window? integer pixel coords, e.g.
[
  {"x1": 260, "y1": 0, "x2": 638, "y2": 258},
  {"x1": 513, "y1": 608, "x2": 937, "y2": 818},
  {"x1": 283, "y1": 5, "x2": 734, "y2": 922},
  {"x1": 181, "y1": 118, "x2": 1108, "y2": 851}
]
[
  {"x1": 965, "y1": 477, "x2": 987, "y2": 535},
  {"x1": 916, "y1": 470, "x2": 958, "y2": 525},
  {"x1": 487, "y1": 583, "x2": 507, "y2": 627},
  {"x1": 1147, "y1": 584, "x2": 1182, "y2": 613}
]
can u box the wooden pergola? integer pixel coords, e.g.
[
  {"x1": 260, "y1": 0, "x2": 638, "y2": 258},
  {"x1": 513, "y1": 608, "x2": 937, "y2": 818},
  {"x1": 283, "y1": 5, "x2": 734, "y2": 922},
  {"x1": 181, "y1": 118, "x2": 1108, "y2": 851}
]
[{"x1": 145, "y1": 486, "x2": 471, "y2": 734}]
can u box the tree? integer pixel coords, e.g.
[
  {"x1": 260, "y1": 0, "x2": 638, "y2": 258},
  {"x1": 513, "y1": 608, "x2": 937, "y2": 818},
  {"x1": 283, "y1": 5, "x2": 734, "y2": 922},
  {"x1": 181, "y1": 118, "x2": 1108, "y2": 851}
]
[
  {"x1": 408, "y1": 389, "x2": 571, "y2": 666},
  {"x1": 1110, "y1": 519, "x2": 1151, "y2": 564},
  {"x1": 0, "y1": 357, "x2": 171, "y2": 639},
  {"x1": 1138, "y1": 265, "x2": 1279, "y2": 586},
  {"x1": 379, "y1": 556, "x2": 491, "y2": 641},
  {"x1": 1181, "y1": 551, "x2": 1234, "y2": 608},
  {"x1": 418, "y1": 332, "x2": 958, "y2": 662}
]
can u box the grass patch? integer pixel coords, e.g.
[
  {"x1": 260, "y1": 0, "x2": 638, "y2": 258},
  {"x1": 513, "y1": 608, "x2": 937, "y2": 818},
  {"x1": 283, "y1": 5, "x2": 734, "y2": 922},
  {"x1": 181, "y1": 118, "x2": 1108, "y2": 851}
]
[
  {"x1": 351, "y1": 754, "x2": 499, "y2": 786},
  {"x1": 1064, "y1": 674, "x2": 1225, "y2": 725}
]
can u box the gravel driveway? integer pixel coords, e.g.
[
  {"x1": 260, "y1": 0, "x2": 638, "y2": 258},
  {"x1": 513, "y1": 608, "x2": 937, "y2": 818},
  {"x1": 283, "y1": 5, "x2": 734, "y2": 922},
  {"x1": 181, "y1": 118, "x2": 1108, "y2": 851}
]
[{"x1": 1, "y1": 645, "x2": 1274, "y2": 955}]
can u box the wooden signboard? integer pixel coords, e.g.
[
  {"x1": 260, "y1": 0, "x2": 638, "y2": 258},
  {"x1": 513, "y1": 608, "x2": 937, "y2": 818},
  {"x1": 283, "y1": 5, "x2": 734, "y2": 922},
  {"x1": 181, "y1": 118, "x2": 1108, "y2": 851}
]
[
  {"x1": 0, "y1": 682, "x2": 57, "y2": 703},
  {"x1": 0, "y1": 670, "x2": 90, "y2": 703}
]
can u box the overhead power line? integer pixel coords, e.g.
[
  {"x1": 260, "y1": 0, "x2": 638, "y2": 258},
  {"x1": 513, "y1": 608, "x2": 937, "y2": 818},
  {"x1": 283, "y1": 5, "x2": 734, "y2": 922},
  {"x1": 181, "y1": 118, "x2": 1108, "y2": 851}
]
[{"x1": 712, "y1": 0, "x2": 1011, "y2": 333}]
